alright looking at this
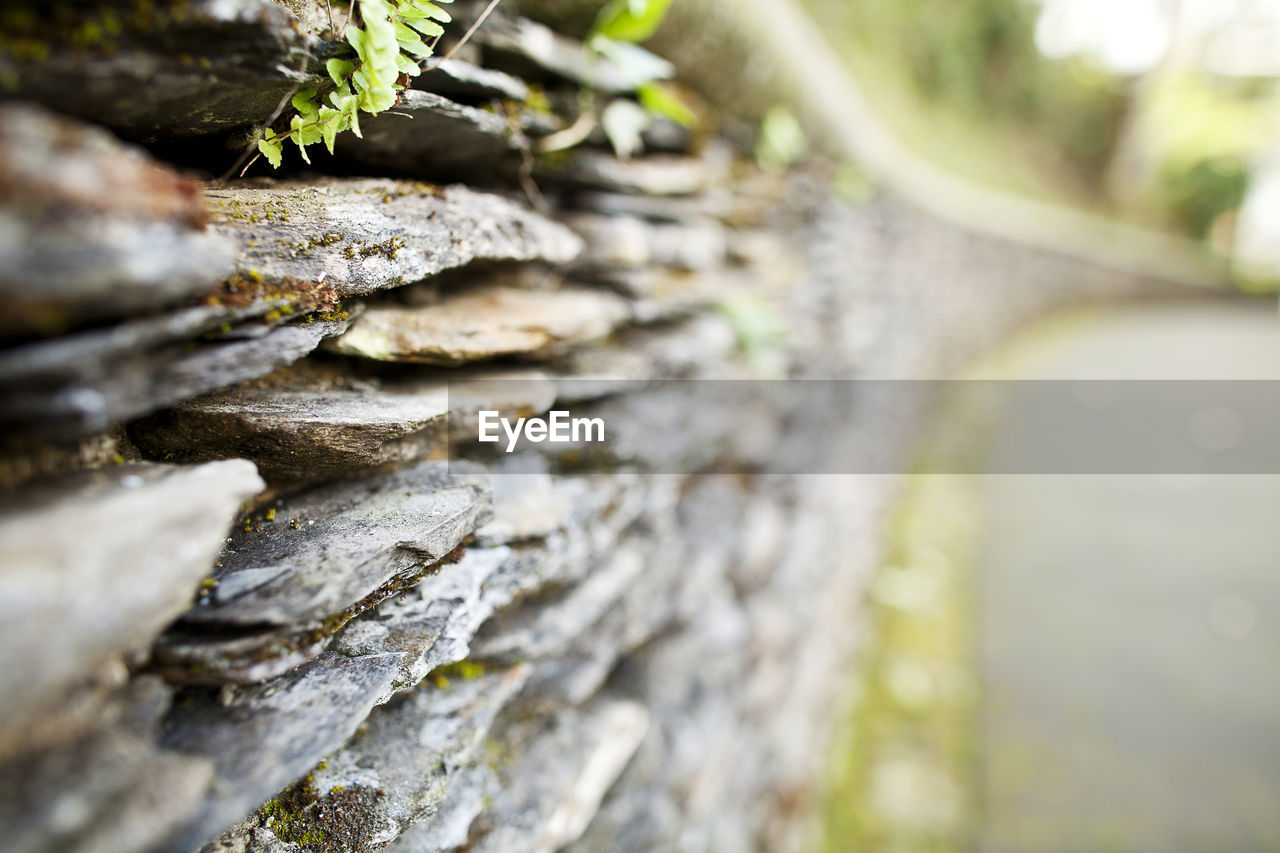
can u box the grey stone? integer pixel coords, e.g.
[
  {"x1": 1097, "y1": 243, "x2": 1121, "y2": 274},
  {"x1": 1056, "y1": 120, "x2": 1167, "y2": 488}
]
[
  {"x1": 327, "y1": 286, "x2": 629, "y2": 365},
  {"x1": 468, "y1": 697, "x2": 651, "y2": 853},
  {"x1": 132, "y1": 384, "x2": 453, "y2": 481},
  {"x1": 472, "y1": 546, "x2": 646, "y2": 662},
  {"x1": 130, "y1": 369, "x2": 558, "y2": 482},
  {"x1": 387, "y1": 764, "x2": 493, "y2": 853},
  {"x1": 417, "y1": 59, "x2": 532, "y2": 103},
  {"x1": 161, "y1": 651, "x2": 404, "y2": 852},
  {"x1": 153, "y1": 462, "x2": 491, "y2": 684},
  {"x1": 0, "y1": 0, "x2": 320, "y2": 141},
  {"x1": 208, "y1": 179, "x2": 582, "y2": 300},
  {"x1": 339, "y1": 91, "x2": 557, "y2": 179},
  {"x1": 0, "y1": 311, "x2": 355, "y2": 442},
  {"x1": 0, "y1": 460, "x2": 263, "y2": 738},
  {"x1": 553, "y1": 314, "x2": 741, "y2": 391},
  {"x1": 539, "y1": 151, "x2": 712, "y2": 195},
  {"x1": 565, "y1": 213, "x2": 728, "y2": 274},
  {"x1": 0, "y1": 103, "x2": 237, "y2": 338},
  {"x1": 219, "y1": 664, "x2": 531, "y2": 853},
  {"x1": 478, "y1": 15, "x2": 671, "y2": 94},
  {"x1": 566, "y1": 189, "x2": 732, "y2": 223},
  {"x1": 476, "y1": 465, "x2": 570, "y2": 545},
  {"x1": 333, "y1": 546, "x2": 516, "y2": 695},
  {"x1": 0, "y1": 677, "x2": 215, "y2": 853}
]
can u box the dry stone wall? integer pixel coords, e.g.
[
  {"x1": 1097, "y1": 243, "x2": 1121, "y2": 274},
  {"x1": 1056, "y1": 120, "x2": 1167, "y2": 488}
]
[{"x1": 0, "y1": 2, "x2": 1196, "y2": 852}]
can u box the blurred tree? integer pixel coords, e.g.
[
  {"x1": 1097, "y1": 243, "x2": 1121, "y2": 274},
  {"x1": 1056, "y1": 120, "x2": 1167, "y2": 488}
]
[{"x1": 803, "y1": 0, "x2": 1128, "y2": 207}]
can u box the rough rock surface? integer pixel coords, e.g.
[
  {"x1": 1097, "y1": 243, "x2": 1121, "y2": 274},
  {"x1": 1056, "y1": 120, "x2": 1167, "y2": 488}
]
[
  {"x1": 0, "y1": 0, "x2": 319, "y2": 140},
  {"x1": 153, "y1": 462, "x2": 491, "y2": 684},
  {"x1": 477, "y1": 15, "x2": 671, "y2": 94},
  {"x1": 207, "y1": 180, "x2": 584, "y2": 297},
  {"x1": 0, "y1": 461, "x2": 263, "y2": 740},
  {"x1": 129, "y1": 369, "x2": 561, "y2": 481},
  {"x1": 338, "y1": 91, "x2": 552, "y2": 180},
  {"x1": 161, "y1": 651, "x2": 405, "y2": 852},
  {"x1": 132, "y1": 384, "x2": 453, "y2": 480},
  {"x1": 417, "y1": 59, "x2": 531, "y2": 103},
  {"x1": 0, "y1": 312, "x2": 354, "y2": 443},
  {"x1": 0, "y1": 677, "x2": 215, "y2": 853},
  {"x1": 328, "y1": 286, "x2": 630, "y2": 365},
  {"x1": 0, "y1": 103, "x2": 236, "y2": 338}
]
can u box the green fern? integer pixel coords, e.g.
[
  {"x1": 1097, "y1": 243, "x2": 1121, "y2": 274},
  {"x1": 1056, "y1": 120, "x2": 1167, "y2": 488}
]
[
  {"x1": 587, "y1": 0, "x2": 695, "y2": 158},
  {"x1": 257, "y1": 0, "x2": 453, "y2": 168}
]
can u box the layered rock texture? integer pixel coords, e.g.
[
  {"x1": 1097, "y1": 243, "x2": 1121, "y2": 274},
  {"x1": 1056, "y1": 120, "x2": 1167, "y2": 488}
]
[{"x1": 0, "y1": 2, "x2": 1194, "y2": 852}]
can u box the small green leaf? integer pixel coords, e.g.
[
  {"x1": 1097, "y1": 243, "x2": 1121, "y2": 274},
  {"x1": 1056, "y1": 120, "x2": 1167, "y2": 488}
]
[
  {"x1": 396, "y1": 52, "x2": 422, "y2": 76},
  {"x1": 346, "y1": 25, "x2": 368, "y2": 62},
  {"x1": 319, "y1": 107, "x2": 344, "y2": 153},
  {"x1": 291, "y1": 87, "x2": 319, "y2": 120},
  {"x1": 405, "y1": 16, "x2": 444, "y2": 38},
  {"x1": 408, "y1": 0, "x2": 453, "y2": 23},
  {"x1": 592, "y1": 0, "x2": 674, "y2": 43},
  {"x1": 637, "y1": 82, "x2": 696, "y2": 127},
  {"x1": 257, "y1": 134, "x2": 283, "y2": 169},
  {"x1": 326, "y1": 58, "x2": 355, "y2": 86},
  {"x1": 395, "y1": 21, "x2": 432, "y2": 58},
  {"x1": 291, "y1": 112, "x2": 323, "y2": 147}
]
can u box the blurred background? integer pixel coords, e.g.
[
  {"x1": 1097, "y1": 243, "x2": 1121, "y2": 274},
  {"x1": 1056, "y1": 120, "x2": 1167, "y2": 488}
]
[
  {"x1": 804, "y1": 0, "x2": 1280, "y2": 286},
  {"x1": 802, "y1": 2, "x2": 1280, "y2": 851}
]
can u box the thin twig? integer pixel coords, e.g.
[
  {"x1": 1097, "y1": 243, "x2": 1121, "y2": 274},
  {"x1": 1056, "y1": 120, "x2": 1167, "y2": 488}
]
[
  {"x1": 503, "y1": 102, "x2": 548, "y2": 213},
  {"x1": 215, "y1": 59, "x2": 309, "y2": 184},
  {"x1": 427, "y1": 0, "x2": 503, "y2": 70},
  {"x1": 238, "y1": 152, "x2": 263, "y2": 178},
  {"x1": 536, "y1": 112, "x2": 596, "y2": 153}
]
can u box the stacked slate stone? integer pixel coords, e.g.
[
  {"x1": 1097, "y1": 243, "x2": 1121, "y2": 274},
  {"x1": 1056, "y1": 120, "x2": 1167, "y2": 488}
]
[
  {"x1": 0, "y1": 2, "x2": 876, "y2": 852},
  {"x1": 0, "y1": 2, "x2": 1188, "y2": 853}
]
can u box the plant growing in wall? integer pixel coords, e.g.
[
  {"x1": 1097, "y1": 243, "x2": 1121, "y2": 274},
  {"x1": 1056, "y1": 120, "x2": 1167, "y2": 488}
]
[
  {"x1": 538, "y1": 0, "x2": 695, "y2": 159},
  {"x1": 252, "y1": 0, "x2": 465, "y2": 170}
]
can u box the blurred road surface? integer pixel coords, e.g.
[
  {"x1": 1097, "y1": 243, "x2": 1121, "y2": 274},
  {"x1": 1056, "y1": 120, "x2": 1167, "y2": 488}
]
[{"x1": 979, "y1": 302, "x2": 1280, "y2": 852}]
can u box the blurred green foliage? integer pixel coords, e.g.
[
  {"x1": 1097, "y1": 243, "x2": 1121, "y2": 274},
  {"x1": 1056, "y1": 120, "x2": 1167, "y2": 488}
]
[
  {"x1": 805, "y1": 0, "x2": 1127, "y2": 204},
  {"x1": 1143, "y1": 73, "x2": 1279, "y2": 239},
  {"x1": 802, "y1": 0, "x2": 1280, "y2": 246}
]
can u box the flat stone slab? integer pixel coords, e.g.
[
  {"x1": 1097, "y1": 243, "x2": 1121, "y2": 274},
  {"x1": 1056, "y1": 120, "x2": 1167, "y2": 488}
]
[
  {"x1": 328, "y1": 286, "x2": 629, "y2": 365},
  {"x1": 130, "y1": 369, "x2": 557, "y2": 481},
  {"x1": 215, "y1": 664, "x2": 531, "y2": 853},
  {"x1": 338, "y1": 91, "x2": 557, "y2": 180},
  {"x1": 334, "y1": 546, "x2": 516, "y2": 695},
  {"x1": 207, "y1": 179, "x2": 583, "y2": 299},
  {"x1": 539, "y1": 151, "x2": 713, "y2": 196},
  {"x1": 472, "y1": 546, "x2": 647, "y2": 662},
  {"x1": 161, "y1": 650, "x2": 404, "y2": 852},
  {"x1": 0, "y1": 677, "x2": 215, "y2": 853},
  {"x1": 0, "y1": 460, "x2": 263, "y2": 736},
  {"x1": 153, "y1": 463, "x2": 491, "y2": 684},
  {"x1": 564, "y1": 212, "x2": 728, "y2": 276},
  {"x1": 554, "y1": 314, "x2": 741, "y2": 390},
  {"x1": 478, "y1": 15, "x2": 671, "y2": 94},
  {"x1": 0, "y1": 0, "x2": 319, "y2": 141},
  {"x1": 0, "y1": 311, "x2": 354, "y2": 442},
  {"x1": 0, "y1": 103, "x2": 236, "y2": 338},
  {"x1": 417, "y1": 59, "x2": 531, "y2": 103},
  {"x1": 132, "y1": 385, "x2": 453, "y2": 481},
  {"x1": 467, "y1": 697, "x2": 651, "y2": 853}
]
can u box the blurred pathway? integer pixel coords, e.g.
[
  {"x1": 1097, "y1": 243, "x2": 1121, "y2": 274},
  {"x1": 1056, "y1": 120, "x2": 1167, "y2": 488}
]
[{"x1": 979, "y1": 302, "x2": 1280, "y2": 852}]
